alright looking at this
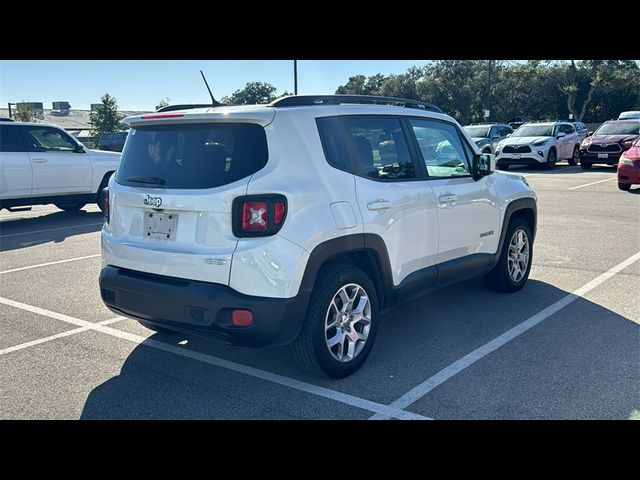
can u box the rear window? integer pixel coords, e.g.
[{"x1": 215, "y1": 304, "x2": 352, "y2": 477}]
[{"x1": 115, "y1": 123, "x2": 268, "y2": 189}]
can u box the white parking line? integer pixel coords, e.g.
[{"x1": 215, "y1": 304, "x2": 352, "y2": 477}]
[
  {"x1": 0, "y1": 223, "x2": 103, "y2": 238},
  {"x1": 369, "y1": 250, "x2": 640, "y2": 420},
  {"x1": 0, "y1": 317, "x2": 124, "y2": 356},
  {"x1": 0, "y1": 296, "x2": 429, "y2": 420},
  {"x1": 0, "y1": 254, "x2": 101, "y2": 275},
  {"x1": 568, "y1": 177, "x2": 617, "y2": 190}
]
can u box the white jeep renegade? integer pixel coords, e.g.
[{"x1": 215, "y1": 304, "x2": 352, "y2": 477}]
[{"x1": 99, "y1": 95, "x2": 537, "y2": 378}]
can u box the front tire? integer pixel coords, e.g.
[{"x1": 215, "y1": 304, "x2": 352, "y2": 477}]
[
  {"x1": 55, "y1": 202, "x2": 86, "y2": 211},
  {"x1": 292, "y1": 264, "x2": 378, "y2": 378},
  {"x1": 484, "y1": 218, "x2": 533, "y2": 292},
  {"x1": 568, "y1": 146, "x2": 580, "y2": 166},
  {"x1": 542, "y1": 149, "x2": 556, "y2": 170},
  {"x1": 618, "y1": 183, "x2": 631, "y2": 191}
]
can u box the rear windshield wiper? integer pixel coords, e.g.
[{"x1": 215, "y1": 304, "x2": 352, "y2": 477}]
[{"x1": 125, "y1": 176, "x2": 166, "y2": 186}]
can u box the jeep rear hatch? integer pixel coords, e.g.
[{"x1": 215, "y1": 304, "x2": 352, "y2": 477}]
[{"x1": 104, "y1": 113, "x2": 272, "y2": 285}]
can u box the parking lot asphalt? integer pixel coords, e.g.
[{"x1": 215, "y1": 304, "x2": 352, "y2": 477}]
[{"x1": 1, "y1": 163, "x2": 638, "y2": 419}]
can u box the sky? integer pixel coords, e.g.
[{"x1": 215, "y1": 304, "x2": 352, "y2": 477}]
[{"x1": 0, "y1": 60, "x2": 431, "y2": 111}]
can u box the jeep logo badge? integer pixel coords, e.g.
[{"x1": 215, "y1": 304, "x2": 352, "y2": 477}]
[{"x1": 143, "y1": 195, "x2": 162, "y2": 208}]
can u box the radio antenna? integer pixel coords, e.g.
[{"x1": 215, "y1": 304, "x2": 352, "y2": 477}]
[{"x1": 200, "y1": 70, "x2": 223, "y2": 106}]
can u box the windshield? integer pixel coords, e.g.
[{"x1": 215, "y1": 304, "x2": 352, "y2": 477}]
[
  {"x1": 512, "y1": 124, "x2": 554, "y2": 137},
  {"x1": 463, "y1": 126, "x2": 490, "y2": 137},
  {"x1": 116, "y1": 123, "x2": 268, "y2": 189},
  {"x1": 594, "y1": 123, "x2": 640, "y2": 135}
]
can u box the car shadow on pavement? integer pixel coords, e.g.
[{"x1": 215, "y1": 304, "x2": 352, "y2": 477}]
[
  {"x1": 508, "y1": 164, "x2": 617, "y2": 175},
  {"x1": 79, "y1": 277, "x2": 639, "y2": 420},
  {"x1": 0, "y1": 210, "x2": 103, "y2": 252}
]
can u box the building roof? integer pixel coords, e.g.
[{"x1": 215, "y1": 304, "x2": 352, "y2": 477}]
[{"x1": 0, "y1": 108, "x2": 150, "y2": 130}]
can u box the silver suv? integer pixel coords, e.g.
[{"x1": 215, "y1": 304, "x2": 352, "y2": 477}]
[{"x1": 463, "y1": 123, "x2": 513, "y2": 154}]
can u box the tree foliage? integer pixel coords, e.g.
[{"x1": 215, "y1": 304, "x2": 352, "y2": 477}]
[
  {"x1": 334, "y1": 60, "x2": 640, "y2": 124},
  {"x1": 222, "y1": 82, "x2": 280, "y2": 105},
  {"x1": 90, "y1": 94, "x2": 125, "y2": 138},
  {"x1": 155, "y1": 97, "x2": 170, "y2": 111},
  {"x1": 13, "y1": 102, "x2": 34, "y2": 122}
]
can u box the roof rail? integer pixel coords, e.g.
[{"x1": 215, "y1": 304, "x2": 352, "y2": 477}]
[
  {"x1": 269, "y1": 95, "x2": 443, "y2": 113},
  {"x1": 156, "y1": 103, "x2": 224, "y2": 113}
]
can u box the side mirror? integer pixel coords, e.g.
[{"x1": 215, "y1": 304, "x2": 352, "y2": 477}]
[
  {"x1": 556, "y1": 132, "x2": 566, "y2": 139},
  {"x1": 74, "y1": 144, "x2": 85, "y2": 153},
  {"x1": 473, "y1": 153, "x2": 494, "y2": 179},
  {"x1": 506, "y1": 133, "x2": 512, "y2": 137},
  {"x1": 587, "y1": 131, "x2": 593, "y2": 137}
]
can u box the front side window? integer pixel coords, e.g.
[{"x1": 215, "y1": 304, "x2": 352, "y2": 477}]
[
  {"x1": 500, "y1": 126, "x2": 513, "y2": 137},
  {"x1": 344, "y1": 117, "x2": 416, "y2": 180},
  {"x1": 21, "y1": 126, "x2": 78, "y2": 152},
  {"x1": 0, "y1": 125, "x2": 24, "y2": 152},
  {"x1": 409, "y1": 119, "x2": 471, "y2": 178},
  {"x1": 562, "y1": 124, "x2": 575, "y2": 134}
]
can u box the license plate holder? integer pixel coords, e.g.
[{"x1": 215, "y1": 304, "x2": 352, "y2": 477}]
[
  {"x1": 598, "y1": 153, "x2": 609, "y2": 159},
  {"x1": 512, "y1": 154, "x2": 521, "y2": 159},
  {"x1": 144, "y1": 211, "x2": 177, "y2": 240}
]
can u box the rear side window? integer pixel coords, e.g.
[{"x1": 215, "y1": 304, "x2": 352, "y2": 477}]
[
  {"x1": 0, "y1": 125, "x2": 24, "y2": 152},
  {"x1": 116, "y1": 123, "x2": 268, "y2": 189},
  {"x1": 317, "y1": 117, "x2": 349, "y2": 171},
  {"x1": 344, "y1": 117, "x2": 416, "y2": 180}
]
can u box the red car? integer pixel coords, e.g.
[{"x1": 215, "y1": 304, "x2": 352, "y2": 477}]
[
  {"x1": 617, "y1": 136, "x2": 640, "y2": 191},
  {"x1": 579, "y1": 120, "x2": 640, "y2": 169}
]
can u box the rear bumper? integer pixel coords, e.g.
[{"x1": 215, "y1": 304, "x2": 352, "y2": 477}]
[
  {"x1": 618, "y1": 164, "x2": 640, "y2": 184},
  {"x1": 99, "y1": 266, "x2": 308, "y2": 347}
]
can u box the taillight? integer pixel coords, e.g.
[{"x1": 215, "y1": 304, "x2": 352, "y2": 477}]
[
  {"x1": 232, "y1": 195, "x2": 287, "y2": 237},
  {"x1": 102, "y1": 188, "x2": 110, "y2": 223}
]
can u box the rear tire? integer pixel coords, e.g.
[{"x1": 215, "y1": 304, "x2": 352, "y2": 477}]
[
  {"x1": 138, "y1": 321, "x2": 179, "y2": 334},
  {"x1": 581, "y1": 162, "x2": 592, "y2": 170},
  {"x1": 484, "y1": 217, "x2": 533, "y2": 292},
  {"x1": 55, "y1": 202, "x2": 86, "y2": 211},
  {"x1": 292, "y1": 264, "x2": 378, "y2": 378},
  {"x1": 618, "y1": 182, "x2": 631, "y2": 191},
  {"x1": 568, "y1": 146, "x2": 580, "y2": 166}
]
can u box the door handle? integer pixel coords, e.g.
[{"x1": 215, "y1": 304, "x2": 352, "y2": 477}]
[
  {"x1": 438, "y1": 194, "x2": 459, "y2": 203},
  {"x1": 367, "y1": 200, "x2": 392, "y2": 211},
  {"x1": 32, "y1": 158, "x2": 47, "y2": 164}
]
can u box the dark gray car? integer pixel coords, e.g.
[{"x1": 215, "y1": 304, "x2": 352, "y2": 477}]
[{"x1": 572, "y1": 122, "x2": 588, "y2": 141}]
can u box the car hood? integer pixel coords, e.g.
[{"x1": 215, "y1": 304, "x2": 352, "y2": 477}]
[
  {"x1": 586, "y1": 134, "x2": 638, "y2": 143},
  {"x1": 472, "y1": 137, "x2": 490, "y2": 144},
  {"x1": 502, "y1": 136, "x2": 549, "y2": 145}
]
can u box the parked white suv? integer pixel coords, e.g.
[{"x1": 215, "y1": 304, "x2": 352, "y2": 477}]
[
  {"x1": 99, "y1": 95, "x2": 537, "y2": 378},
  {"x1": 495, "y1": 121, "x2": 581, "y2": 170},
  {"x1": 0, "y1": 121, "x2": 120, "y2": 211}
]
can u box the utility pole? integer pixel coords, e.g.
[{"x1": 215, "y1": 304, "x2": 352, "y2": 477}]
[
  {"x1": 487, "y1": 60, "x2": 493, "y2": 120},
  {"x1": 8, "y1": 102, "x2": 16, "y2": 118},
  {"x1": 294, "y1": 60, "x2": 298, "y2": 95}
]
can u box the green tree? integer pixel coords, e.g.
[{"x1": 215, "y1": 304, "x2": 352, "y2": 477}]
[
  {"x1": 221, "y1": 82, "x2": 279, "y2": 105},
  {"x1": 155, "y1": 97, "x2": 170, "y2": 110},
  {"x1": 13, "y1": 102, "x2": 34, "y2": 122},
  {"x1": 90, "y1": 94, "x2": 125, "y2": 138}
]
